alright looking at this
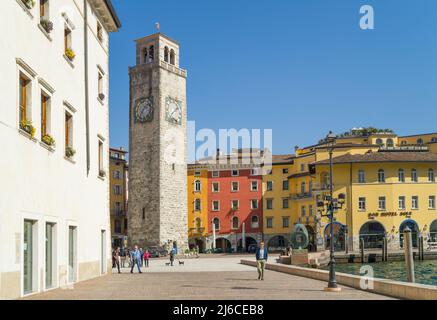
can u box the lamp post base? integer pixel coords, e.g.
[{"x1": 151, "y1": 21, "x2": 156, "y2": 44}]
[{"x1": 324, "y1": 287, "x2": 342, "y2": 292}]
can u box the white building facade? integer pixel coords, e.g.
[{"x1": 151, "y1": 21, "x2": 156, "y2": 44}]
[{"x1": 0, "y1": 0, "x2": 120, "y2": 299}]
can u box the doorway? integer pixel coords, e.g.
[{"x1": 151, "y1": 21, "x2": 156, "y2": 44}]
[
  {"x1": 68, "y1": 226, "x2": 77, "y2": 283},
  {"x1": 23, "y1": 220, "x2": 35, "y2": 294}
]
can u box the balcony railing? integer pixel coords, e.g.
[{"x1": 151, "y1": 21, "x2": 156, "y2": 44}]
[{"x1": 380, "y1": 145, "x2": 428, "y2": 151}]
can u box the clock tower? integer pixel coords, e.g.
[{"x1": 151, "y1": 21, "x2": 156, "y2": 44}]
[{"x1": 128, "y1": 33, "x2": 188, "y2": 251}]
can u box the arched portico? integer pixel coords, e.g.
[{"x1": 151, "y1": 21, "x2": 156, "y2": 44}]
[
  {"x1": 267, "y1": 235, "x2": 288, "y2": 251},
  {"x1": 399, "y1": 219, "x2": 419, "y2": 248},
  {"x1": 359, "y1": 221, "x2": 385, "y2": 249},
  {"x1": 324, "y1": 222, "x2": 346, "y2": 251}
]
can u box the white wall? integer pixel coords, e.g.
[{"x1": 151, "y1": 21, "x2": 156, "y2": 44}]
[{"x1": 0, "y1": 0, "x2": 115, "y2": 298}]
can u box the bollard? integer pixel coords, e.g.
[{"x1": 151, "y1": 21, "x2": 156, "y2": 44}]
[
  {"x1": 403, "y1": 227, "x2": 415, "y2": 283},
  {"x1": 360, "y1": 238, "x2": 365, "y2": 263},
  {"x1": 382, "y1": 236, "x2": 385, "y2": 262}
]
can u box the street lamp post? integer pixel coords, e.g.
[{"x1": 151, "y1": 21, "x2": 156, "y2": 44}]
[{"x1": 317, "y1": 131, "x2": 345, "y2": 292}]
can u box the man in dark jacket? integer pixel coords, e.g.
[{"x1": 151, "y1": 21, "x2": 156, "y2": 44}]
[{"x1": 255, "y1": 241, "x2": 268, "y2": 280}]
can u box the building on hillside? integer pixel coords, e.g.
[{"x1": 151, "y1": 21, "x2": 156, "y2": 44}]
[
  {"x1": 0, "y1": 0, "x2": 121, "y2": 299},
  {"x1": 290, "y1": 129, "x2": 437, "y2": 252},
  {"x1": 187, "y1": 164, "x2": 209, "y2": 252},
  {"x1": 109, "y1": 147, "x2": 128, "y2": 248},
  {"x1": 262, "y1": 155, "x2": 295, "y2": 251}
]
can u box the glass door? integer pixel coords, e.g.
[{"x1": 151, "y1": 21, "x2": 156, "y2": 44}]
[
  {"x1": 68, "y1": 226, "x2": 76, "y2": 283},
  {"x1": 23, "y1": 220, "x2": 33, "y2": 294},
  {"x1": 45, "y1": 223, "x2": 54, "y2": 289}
]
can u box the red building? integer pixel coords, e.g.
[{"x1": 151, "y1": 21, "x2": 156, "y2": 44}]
[{"x1": 206, "y1": 151, "x2": 264, "y2": 252}]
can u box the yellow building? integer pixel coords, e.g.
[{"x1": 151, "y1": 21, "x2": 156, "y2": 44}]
[
  {"x1": 289, "y1": 129, "x2": 437, "y2": 252},
  {"x1": 262, "y1": 155, "x2": 295, "y2": 250},
  {"x1": 313, "y1": 151, "x2": 437, "y2": 251},
  {"x1": 109, "y1": 147, "x2": 129, "y2": 248},
  {"x1": 187, "y1": 164, "x2": 209, "y2": 252}
]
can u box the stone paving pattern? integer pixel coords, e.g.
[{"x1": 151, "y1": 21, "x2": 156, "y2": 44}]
[{"x1": 24, "y1": 256, "x2": 394, "y2": 300}]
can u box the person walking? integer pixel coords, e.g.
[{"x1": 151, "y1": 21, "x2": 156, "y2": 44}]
[
  {"x1": 255, "y1": 241, "x2": 268, "y2": 280},
  {"x1": 139, "y1": 247, "x2": 144, "y2": 267},
  {"x1": 169, "y1": 247, "x2": 176, "y2": 266},
  {"x1": 130, "y1": 245, "x2": 142, "y2": 274},
  {"x1": 120, "y1": 247, "x2": 126, "y2": 268},
  {"x1": 113, "y1": 247, "x2": 121, "y2": 274},
  {"x1": 143, "y1": 249, "x2": 150, "y2": 268}
]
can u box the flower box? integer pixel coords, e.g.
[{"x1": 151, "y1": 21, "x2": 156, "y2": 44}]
[
  {"x1": 22, "y1": 0, "x2": 35, "y2": 9},
  {"x1": 65, "y1": 146, "x2": 76, "y2": 158},
  {"x1": 19, "y1": 120, "x2": 35, "y2": 138},
  {"x1": 40, "y1": 19, "x2": 53, "y2": 33},
  {"x1": 65, "y1": 48, "x2": 76, "y2": 61},
  {"x1": 42, "y1": 134, "x2": 55, "y2": 147}
]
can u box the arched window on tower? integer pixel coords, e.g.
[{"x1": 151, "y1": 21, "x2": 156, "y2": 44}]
[
  {"x1": 164, "y1": 46, "x2": 169, "y2": 62},
  {"x1": 148, "y1": 45, "x2": 154, "y2": 63},
  {"x1": 143, "y1": 47, "x2": 148, "y2": 64},
  {"x1": 170, "y1": 49, "x2": 175, "y2": 65}
]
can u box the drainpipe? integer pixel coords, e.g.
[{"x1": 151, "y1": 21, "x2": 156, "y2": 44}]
[{"x1": 84, "y1": 0, "x2": 91, "y2": 175}]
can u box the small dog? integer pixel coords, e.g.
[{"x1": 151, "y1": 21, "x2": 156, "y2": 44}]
[
  {"x1": 178, "y1": 260, "x2": 184, "y2": 266},
  {"x1": 165, "y1": 262, "x2": 171, "y2": 266}
]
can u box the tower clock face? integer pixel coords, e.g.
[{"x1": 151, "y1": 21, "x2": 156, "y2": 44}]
[
  {"x1": 165, "y1": 97, "x2": 182, "y2": 125},
  {"x1": 135, "y1": 97, "x2": 154, "y2": 123}
]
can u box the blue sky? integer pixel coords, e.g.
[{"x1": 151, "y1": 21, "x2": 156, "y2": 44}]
[{"x1": 109, "y1": 0, "x2": 437, "y2": 157}]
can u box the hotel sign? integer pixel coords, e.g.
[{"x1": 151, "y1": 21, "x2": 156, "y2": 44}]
[{"x1": 368, "y1": 211, "x2": 412, "y2": 219}]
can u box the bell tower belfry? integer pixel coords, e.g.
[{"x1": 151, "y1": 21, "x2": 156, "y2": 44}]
[{"x1": 128, "y1": 33, "x2": 188, "y2": 251}]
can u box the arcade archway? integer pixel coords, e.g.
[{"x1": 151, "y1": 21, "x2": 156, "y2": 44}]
[
  {"x1": 359, "y1": 221, "x2": 385, "y2": 249},
  {"x1": 324, "y1": 222, "x2": 346, "y2": 251},
  {"x1": 430, "y1": 220, "x2": 437, "y2": 242},
  {"x1": 215, "y1": 238, "x2": 232, "y2": 252},
  {"x1": 399, "y1": 219, "x2": 419, "y2": 248},
  {"x1": 267, "y1": 235, "x2": 288, "y2": 251},
  {"x1": 237, "y1": 236, "x2": 258, "y2": 252}
]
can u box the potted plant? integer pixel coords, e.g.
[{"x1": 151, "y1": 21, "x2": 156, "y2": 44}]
[
  {"x1": 65, "y1": 146, "x2": 76, "y2": 158},
  {"x1": 19, "y1": 120, "x2": 36, "y2": 138},
  {"x1": 99, "y1": 169, "x2": 106, "y2": 178},
  {"x1": 22, "y1": 0, "x2": 35, "y2": 9},
  {"x1": 65, "y1": 48, "x2": 76, "y2": 61},
  {"x1": 40, "y1": 19, "x2": 53, "y2": 33},
  {"x1": 42, "y1": 134, "x2": 55, "y2": 147},
  {"x1": 98, "y1": 93, "x2": 105, "y2": 101}
]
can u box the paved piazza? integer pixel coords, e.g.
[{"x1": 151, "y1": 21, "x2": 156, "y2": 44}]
[{"x1": 24, "y1": 255, "x2": 394, "y2": 300}]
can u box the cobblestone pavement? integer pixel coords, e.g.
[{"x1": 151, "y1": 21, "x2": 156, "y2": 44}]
[{"x1": 24, "y1": 255, "x2": 394, "y2": 300}]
